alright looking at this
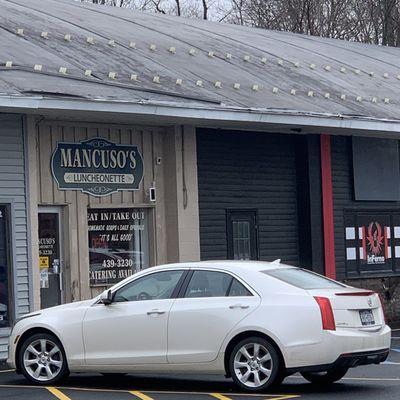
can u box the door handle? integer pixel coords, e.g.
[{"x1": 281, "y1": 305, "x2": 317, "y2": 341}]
[
  {"x1": 229, "y1": 304, "x2": 250, "y2": 309},
  {"x1": 147, "y1": 309, "x2": 166, "y2": 315}
]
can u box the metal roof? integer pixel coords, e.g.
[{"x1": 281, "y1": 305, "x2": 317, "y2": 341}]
[{"x1": 2, "y1": 0, "x2": 400, "y2": 129}]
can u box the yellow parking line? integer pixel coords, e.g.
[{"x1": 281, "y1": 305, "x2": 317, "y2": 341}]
[
  {"x1": 46, "y1": 387, "x2": 71, "y2": 400},
  {"x1": 210, "y1": 394, "x2": 232, "y2": 400},
  {"x1": 266, "y1": 395, "x2": 300, "y2": 400},
  {"x1": 130, "y1": 391, "x2": 154, "y2": 400}
]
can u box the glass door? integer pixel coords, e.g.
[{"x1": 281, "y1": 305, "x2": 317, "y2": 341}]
[{"x1": 38, "y1": 207, "x2": 64, "y2": 309}]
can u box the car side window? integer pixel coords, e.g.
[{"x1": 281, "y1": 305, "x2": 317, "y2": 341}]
[
  {"x1": 229, "y1": 278, "x2": 252, "y2": 297},
  {"x1": 113, "y1": 270, "x2": 184, "y2": 303},
  {"x1": 184, "y1": 270, "x2": 233, "y2": 298}
]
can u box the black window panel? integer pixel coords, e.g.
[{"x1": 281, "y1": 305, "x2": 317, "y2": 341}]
[
  {"x1": 352, "y1": 137, "x2": 400, "y2": 201},
  {"x1": 228, "y1": 279, "x2": 252, "y2": 297},
  {"x1": 0, "y1": 205, "x2": 11, "y2": 328},
  {"x1": 184, "y1": 270, "x2": 233, "y2": 298}
]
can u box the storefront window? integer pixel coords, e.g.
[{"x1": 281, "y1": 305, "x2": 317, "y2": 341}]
[
  {"x1": 0, "y1": 205, "x2": 10, "y2": 327},
  {"x1": 88, "y1": 208, "x2": 150, "y2": 286}
]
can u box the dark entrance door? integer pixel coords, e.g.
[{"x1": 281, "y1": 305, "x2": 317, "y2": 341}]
[
  {"x1": 38, "y1": 209, "x2": 63, "y2": 309},
  {"x1": 227, "y1": 210, "x2": 258, "y2": 260}
]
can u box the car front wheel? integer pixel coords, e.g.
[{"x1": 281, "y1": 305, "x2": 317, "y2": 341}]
[
  {"x1": 229, "y1": 337, "x2": 281, "y2": 392},
  {"x1": 301, "y1": 367, "x2": 349, "y2": 385},
  {"x1": 19, "y1": 333, "x2": 69, "y2": 385}
]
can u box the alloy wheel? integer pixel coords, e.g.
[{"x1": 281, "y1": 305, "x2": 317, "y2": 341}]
[
  {"x1": 233, "y1": 342, "x2": 273, "y2": 388},
  {"x1": 23, "y1": 338, "x2": 64, "y2": 382}
]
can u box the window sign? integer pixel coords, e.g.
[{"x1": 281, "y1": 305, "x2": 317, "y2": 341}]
[
  {"x1": 88, "y1": 208, "x2": 149, "y2": 286},
  {"x1": 344, "y1": 211, "x2": 394, "y2": 277},
  {"x1": 0, "y1": 205, "x2": 10, "y2": 327}
]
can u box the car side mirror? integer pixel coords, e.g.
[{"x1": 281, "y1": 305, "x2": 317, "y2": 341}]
[{"x1": 100, "y1": 289, "x2": 113, "y2": 305}]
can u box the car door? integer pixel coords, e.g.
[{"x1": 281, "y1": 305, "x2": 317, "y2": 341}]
[
  {"x1": 167, "y1": 269, "x2": 261, "y2": 363},
  {"x1": 82, "y1": 269, "x2": 185, "y2": 365}
]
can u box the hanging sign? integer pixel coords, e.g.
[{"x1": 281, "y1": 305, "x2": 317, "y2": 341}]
[{"x1": 51, "y1": 137, "x2": 144, "y2": 197}]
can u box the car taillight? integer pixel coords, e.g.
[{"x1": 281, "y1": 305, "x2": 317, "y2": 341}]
[
  {"x1": 314, "y1": 296, "x2": 336, "y2": 331},
  {"x1": 378, "y1": 294, "x2": 387, "y2": 324}
]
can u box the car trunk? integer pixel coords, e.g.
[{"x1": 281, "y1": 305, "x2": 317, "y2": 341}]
[{"x1": 307, "y1": 288, "x2": 384, "y2": 329}]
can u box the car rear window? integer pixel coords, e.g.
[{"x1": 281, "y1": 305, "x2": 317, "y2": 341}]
[{"x1": 262, "y1": 268, "x2": 345, "y2": 290}]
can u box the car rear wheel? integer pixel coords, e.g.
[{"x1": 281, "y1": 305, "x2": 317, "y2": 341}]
[
  {"x1": 19, "y1": 333, "x2": 69, "y2": 385},
  {"x1": 301, "y1": 367, "x2": 349, "y2": 385},
  {"x1": 229, "y1": 337, "x2": 281, "y2": 392}
]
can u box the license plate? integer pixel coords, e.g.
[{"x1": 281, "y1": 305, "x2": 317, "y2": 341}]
[{"x1": 360, "y1": 309, "x2": 375, "y2": 326}]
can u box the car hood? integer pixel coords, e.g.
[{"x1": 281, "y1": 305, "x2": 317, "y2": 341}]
[{"x1": 30, "y1": 299, "x2": 94, "y2": 317}]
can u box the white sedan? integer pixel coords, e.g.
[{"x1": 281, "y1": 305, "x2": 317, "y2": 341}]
[{"x1": 8, "y1": 261, "x2": 391, "y2": 391}]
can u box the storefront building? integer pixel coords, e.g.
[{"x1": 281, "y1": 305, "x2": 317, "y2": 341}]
[{"x1": 2, "y1": 0, "x2": 400, "y2": 360}]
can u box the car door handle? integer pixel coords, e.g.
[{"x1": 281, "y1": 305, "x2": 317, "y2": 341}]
[
  {"x1": 147, "y1": 309, "x2": 166, "y2": 315},
  {"x1": 229, "y1": 304, "x2": 250, "y2": 309}
]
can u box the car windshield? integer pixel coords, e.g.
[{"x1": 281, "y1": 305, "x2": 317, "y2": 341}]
[{"x1": 262, "y1": 268, "x2": 345, "y2": 290}]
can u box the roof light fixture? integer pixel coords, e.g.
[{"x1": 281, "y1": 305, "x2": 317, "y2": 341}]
[
  {"x1": 176, "y1": 78, "x2": 182, "y2": 85},
  {"x1": 324, "y1": 65, "x2": 331, "y2": 71},
  {"x1": 308, "y1": 90, "x2": 314, "y2": 97},
  {"x1": 294, "y1": 61, "x2": 300, "y2": 68},
  {"x1": 34, "y1": 64, "x2": 42, "y2": 71},
  {"x1": 214, "y1": 81, "x2": 222, "y2": 88},
  {"x1": 383, "y1": 72, "x2": 389, "y2": 79},
  {"x1": 226, "y1": 53, "x2": 232, "y2": 60},
  {"x1": 397, "y1": 75, "x2": 400, "y2": 80},
  {"x1": 309, "y1": 63, "x2": 316, "y2": 70},
  {"x1": 271, "y1": 86, "x2": 278, "y2": 93},
  {"x1": 243, "y1": 55, "x2": 251, "y2": 62},
  {"x1": 41, "y1": 31, "x2": 49, "y2": 39},
  {"x1": 340, "y1": 67, "x2": 346, "y2": 73},
  {"x1": 208, "y1": 51, "x2": 214, "y2": 58},
  {"x1": 196, "y1": 80, "x2": 203, "y2": 87},
  {"x1": 5, "y1": 61, "x2": 12, "y2": 68},
  {"x1": 149, "y1": 43, "x2": 157, "y2": 51},
  {"x1": 130, "y1": 74, "x2": 138, "y2": 81},
  {"x1": 86, "y1": 36, "x2": 95, "y2": 45},
  {"x1": 108, "y1": 72, "x2": 117, "y2": 79},
  {"x1": 84, "y1": 69, "x2": 92, "y2": 77},
  {"x1": 129, "y1": 41, "x2": 136, "y2": 48},
  {"x1": 233, "y1": 83, "x2": 240, "y2": 90},
  {"x1": 325, "y1": 93, "x2": 330, "y2": 99},
  {"x1": 108, "y1": 39, "x2": 116, "y2": 47},
  {"x1": 354, "y1": 69, "x2": 361, "y2": 75},
  {"x1": 356, "y1": 96, "x2": 362, "y2": 102},
  {"x1": 290, "y1": 89, "x2": 296, "y2": 95},
  {"x1": 252, "y1": 84, "x2": 260, "y2": 91},
  {"x1": 340, "y1": 94, "x2": 346, "y2": 100},
  {"x1": 64, "y1": 34, "x2": 71, "y2": 42},
  {"x1": 153, "y1": 76, "x2": 160, "y2": 83},
  {"x1": 189, "y1": 48, "x2": 196, "y2": 56},
  {"x1": 261, "y1": 57, "x2": 267, "y2": 64},
  {"x1": 372, "y1": 97, "x2": 378, "y2": 103},
  {"x1": 59, "y1": 67, "x2": 67, "y2": 74},
  {"x1": 369, "y1": 71, "x2": 375, "y2": 77},
  {"x1": 384, "y1": 97, "x2": 390, "y2": 104},
  {"x1": 16, "y1": 28, "x2": 24, "y2": 36},
  {"x1": 277, "y1": 58, "x2": 283, "y2": 66},
  {"x1": 169, "y1": 46, "x2": 176, "y2": 54}
]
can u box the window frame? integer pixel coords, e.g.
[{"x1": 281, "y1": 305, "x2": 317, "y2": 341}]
[
  {"x1": 109, "y1": 269, "x2": 189, "y2": 303},
  {"x1": 0, "y1": 203, "x2": 14, "y2": 329},
  {"x1": 177, "y1": 268, "x2": 256, "y2": 299}
]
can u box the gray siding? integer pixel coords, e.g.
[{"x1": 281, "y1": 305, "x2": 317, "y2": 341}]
[
  {"x1": 0, "y1": 114, "x2": 28, "y2": 360},
  {"x1": 197, "y1": 130, "x2": 299, "y2": 265}
]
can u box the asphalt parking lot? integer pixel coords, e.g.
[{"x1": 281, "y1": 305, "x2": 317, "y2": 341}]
[{"x1": 1, "y1": 330, "x2": 400, "y2": 400}]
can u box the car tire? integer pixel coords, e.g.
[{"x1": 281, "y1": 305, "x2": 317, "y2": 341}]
[
  {"x1": 19, "y1": 332, "x2": 69, "y2": 385},
  {"x1": 301, "y1": 367, "x2": 349, "y2": 385},
  {"x1": 229, "y1": 336, "x2": 282, "y2": 392}
]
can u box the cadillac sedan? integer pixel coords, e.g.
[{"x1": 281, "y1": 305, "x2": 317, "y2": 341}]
[{"x1": 8, "y1": 261, "x2": 391, "y2": 392}]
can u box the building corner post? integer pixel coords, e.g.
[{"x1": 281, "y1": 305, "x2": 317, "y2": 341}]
[{"x1": 320, "y1": 134, "x2": 336, "y2": 279}]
